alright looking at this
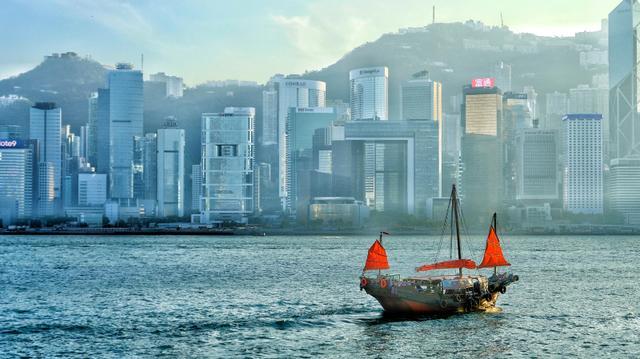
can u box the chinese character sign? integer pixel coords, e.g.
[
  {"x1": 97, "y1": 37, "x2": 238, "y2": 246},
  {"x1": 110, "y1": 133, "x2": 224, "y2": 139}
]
[{"x1": 471, "y1": 78, "x2": 495, "y2": 88}]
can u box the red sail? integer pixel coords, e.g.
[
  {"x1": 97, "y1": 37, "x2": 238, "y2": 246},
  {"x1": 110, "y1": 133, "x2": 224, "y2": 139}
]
[
  {"x1": 364, "y1": 240, "x2": 390, "y2": 271},
  {"x1": 478, "y1": 226, "x2": 511, "y2": 268},
  {"x1": 416, "y1": 259, "x2": 477, "y2": 272}
]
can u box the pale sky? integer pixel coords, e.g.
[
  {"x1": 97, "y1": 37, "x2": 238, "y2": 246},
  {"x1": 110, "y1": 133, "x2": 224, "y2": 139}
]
[{"x1": 0, "y1": 0, "x2": 621, "y2": 85}]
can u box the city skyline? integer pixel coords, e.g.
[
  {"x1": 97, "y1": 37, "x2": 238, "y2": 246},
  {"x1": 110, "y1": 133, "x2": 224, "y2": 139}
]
[
  {"x1": 1, "y1": 0, "x2": 619, "y2": 84},
  {"x1": 0, "y1": 0, "x2": 632, "y2": 229}
]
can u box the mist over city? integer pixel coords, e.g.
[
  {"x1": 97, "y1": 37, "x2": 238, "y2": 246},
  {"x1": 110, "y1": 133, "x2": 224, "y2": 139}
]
[
  {"x1": 0, "y1": 1, "x2": 629, "y2": 233},
  {"x1": 1, "y1": 1, "x2": 640, "y2": 357}
]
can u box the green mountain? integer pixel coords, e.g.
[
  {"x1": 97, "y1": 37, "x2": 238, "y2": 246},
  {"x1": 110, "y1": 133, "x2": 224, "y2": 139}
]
[
  {"x1": 305, "y1": 22, "x2": 605, "y2": 117},
  {"x1": 0, "y1": 52, "x2": 107, "y2": 132}
]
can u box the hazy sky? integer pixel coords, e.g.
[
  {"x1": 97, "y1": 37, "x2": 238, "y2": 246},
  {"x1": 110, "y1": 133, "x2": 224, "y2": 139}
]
[{"x1": 1, "y1": 0, "x2": 620, "y2": 84}]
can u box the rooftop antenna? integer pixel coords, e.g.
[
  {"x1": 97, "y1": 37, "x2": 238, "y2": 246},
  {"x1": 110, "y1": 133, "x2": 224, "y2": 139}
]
[{"x1": 432, "y1": 5, "x2": 435, "y2": 24}]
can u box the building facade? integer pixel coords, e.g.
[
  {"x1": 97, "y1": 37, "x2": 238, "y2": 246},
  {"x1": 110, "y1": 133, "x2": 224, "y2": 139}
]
[
  {"x1": 149, "y1": 72, "x2": 184, "y2": 98},
  {"x1": 261, "y1": 75, "x2": 326, "y2": 207},
  {"x1": 342, "y1": 120, "x2": 440, "y2": 216},
  {"x1": 78, "y1": 173, "x2": 107, "y2": 206},
  {"x1": 199, "y1": 107, "x2": 255, "y2": 224},
  {"x1": 563, "y1": 114, "x2": 603, "y2": 214},
  {"x1": 0, "y1": 139, "x2": 33, "y2": 222},
  {"x1": 156, "y1": 119, "x2": 185, "y2": 217},
  {"x1": 515, "y1": 129, "x2": 559, "y2": 202},
  {"x1": 29, "y1": 102, "x2": 61, "y2": 201},
  {"x1": 609, "y1": 0, "x2": 640, "y2": 159},
  {"x1": 460, "y1": 85, "x2": 504, "y2": 223},
  {"x1": 350, "y1": 67, "x2": 389, "y2": 121},
  {"x1": 608, "y1": 157, "x2": 640, "y2": 224},
  {"x1": 191, "y1": 164, "x2": 202, "y2": 212},
  {"x1": 285, "y1": 107, "x2": 337, "y2": 217},
  {"x1": 103, "y1": 63, "x2": 144, "y2": 200}
]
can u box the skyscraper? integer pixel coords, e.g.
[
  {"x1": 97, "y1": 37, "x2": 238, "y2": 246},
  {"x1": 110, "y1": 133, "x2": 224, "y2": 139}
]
[
  {"x1": 102, "y1": 63, "x2": 144, "y2": 200},
  {"x1": 460, "y1": 84, "x2": 504, "y2": 223},
  {"x1": 349, "y1": 67, "x2": 389, "y2": 121},
  {"x1": 95, "y1": 88, "x2": 110, "y2": 175},
  {"x1": 609, "y1": 0, "x2": 640, "y2": 159},
  {"x1": 493, "y1": 61, "x2": 512, "y2": 93},
  {"x1": 401, "y1": 74, "x2": 443, "y2": 194},
  {"x1": 156, "y1": 118, "x2": 185, "y2": 217},
  {"x1": 0, "y1": 139, "x2": 33, "y2": 222},
  {"x1": 545, "y1": 91, "x2": 568, "y2": 130},
  {"x1": 285, "y1": 107, "x2": 337, "y2": 217},
  {"x1": 191, "y1": 164, "x2": 202, "y2": 212},
  {"x1": 563, "y1": 114, "x2": 603, "y2": 214},
  {"x1": 569, "y1": 84, "x2": 609, "y2": 159},
  {"x1": 608, "y1": 157, "x2": 640, "y2": 224},
  {"x1": 86, "y1": 92, "x2": 98, "y2": 166},
  {"x1": 523, "y1": 86, "x2": 538, "y2": 120},
  {"x1": 515, "y1": 129, "x2": 559, "y2": 202},
  {"x1": 261, "y1": 75, "x2": 326, "y2": 208},
  {"x1": 29, "y1": 102, "x2": 61, "y2": 201},
  {"x1": 37, "y1": 162, "x2": 55, "y2": 217},
  {"x1": 341, "y1": 120, "x2": 440, "y2": 216},
  {"x1": 149, "y1": 72, "x2": 184, "y2": 98},
  {"x1": 199, "y1": 107, "x2": 255, "y2": 224},
  {"x1": 401, "y1": 75, "x2": 442, "y2": 123}
]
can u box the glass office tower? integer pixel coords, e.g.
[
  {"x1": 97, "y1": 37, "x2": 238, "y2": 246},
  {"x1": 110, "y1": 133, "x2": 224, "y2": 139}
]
[
  {"x1": 156, "y1": 118, "x2": 185, "y2": 217},
  {"x1": 105, "y1": 63, "x2": 143, "y2": 200},
  {"x1": 29, "y1": 102, "x2": 61, "y2": 200},
  {"x1": 200, "y1": 107, "x2": 255, "y2": 224},
  {"x1": 349, "y1": 67, "x2": 389, "y2": 121}
]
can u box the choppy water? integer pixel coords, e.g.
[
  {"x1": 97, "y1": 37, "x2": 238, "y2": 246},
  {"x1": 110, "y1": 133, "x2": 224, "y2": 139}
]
[{"x1": 0, "y1": 234, "x2": 639, "y2": 357}]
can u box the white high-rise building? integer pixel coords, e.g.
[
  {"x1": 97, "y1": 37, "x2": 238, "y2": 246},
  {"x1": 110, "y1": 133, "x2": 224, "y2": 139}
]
[
  {"x1": 609, "y1": 157, "x2": 640, "y2": 224},
  {"x1": 156, "y1": 118, "x2": 185, "y2": 217},
  {"x1": 29, "y1": 102, "x2": 61, "y2": 200},
  {"x1": 150, "y1": 72, "x2": 184, "y2": 98},
  {"x1": 261, "y1": 87, "x2": 278, "y2": 146},
  {"x1": 262, "y1": 75, "x2": 326, "y2": 205},
  {"x1": 563, "y1": 114, "x2": 603, "y2": 214},
  {"x1": 199, "y1": 107, "x2": 255, "y2": 224},
  {"x1": 101, "y1": 63, "x2": 144, "y2": 200},
  {"x1": 349, "y1": 66, "x2": 389, "y2": 121},
  {"x1": 0, "y1": 140, "x2": 33, "y2": 221},
  {"x1": 78, "y1": 173, "x2": 107, "y2": 206}
]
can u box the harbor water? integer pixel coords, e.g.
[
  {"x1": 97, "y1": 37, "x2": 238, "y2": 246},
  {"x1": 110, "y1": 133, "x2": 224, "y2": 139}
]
[{"x1": 1, "y1": 235, "x2": 639, "y2": 357}]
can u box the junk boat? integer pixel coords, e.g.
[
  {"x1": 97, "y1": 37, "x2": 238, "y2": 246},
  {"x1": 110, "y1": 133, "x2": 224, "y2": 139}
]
[{"x1": 359, "y1": 185, "x2": 518, "y2": 315}]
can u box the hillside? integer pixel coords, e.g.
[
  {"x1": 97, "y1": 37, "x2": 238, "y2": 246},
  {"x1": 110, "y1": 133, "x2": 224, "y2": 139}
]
[
  {"x1": 0, "y1": 53, "x2": 107, "y2": 133},
  {"x1": 305, "y1": 22, "x2": 605, "y2": 117}
]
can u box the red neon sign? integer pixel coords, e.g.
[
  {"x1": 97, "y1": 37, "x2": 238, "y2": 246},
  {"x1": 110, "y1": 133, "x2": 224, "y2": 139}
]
[{"x1": 471, "y1": 78, "x2": 495, "y2": 88}]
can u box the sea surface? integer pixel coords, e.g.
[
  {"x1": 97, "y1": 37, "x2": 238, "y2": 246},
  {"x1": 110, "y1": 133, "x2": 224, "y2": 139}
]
[{"x1": 0, "y1": 234, "x2": 639, "y2": 358}]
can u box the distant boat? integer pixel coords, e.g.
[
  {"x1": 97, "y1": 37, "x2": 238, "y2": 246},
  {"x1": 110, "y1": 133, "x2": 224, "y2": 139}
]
[{"x1": 360, "y1": 185, "x2": 518, "y2": 315}]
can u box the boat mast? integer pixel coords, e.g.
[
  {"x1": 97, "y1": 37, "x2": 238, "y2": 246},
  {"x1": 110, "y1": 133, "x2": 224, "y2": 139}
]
[
  {"x1": 452, "y1": 185, "x2": 463, "y2": 276},
  {"x1": 492, "y1": 213, "x2": 497, "y2": 276}
]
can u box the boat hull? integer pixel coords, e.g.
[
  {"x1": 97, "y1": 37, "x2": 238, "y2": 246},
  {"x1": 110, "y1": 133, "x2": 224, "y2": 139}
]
[
  {"x1": 361, "y1": 274, "x2": 517, "y2": 315},
  {"x1": 364, "y1": 286, "x2": 498, "y2": 315}
]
